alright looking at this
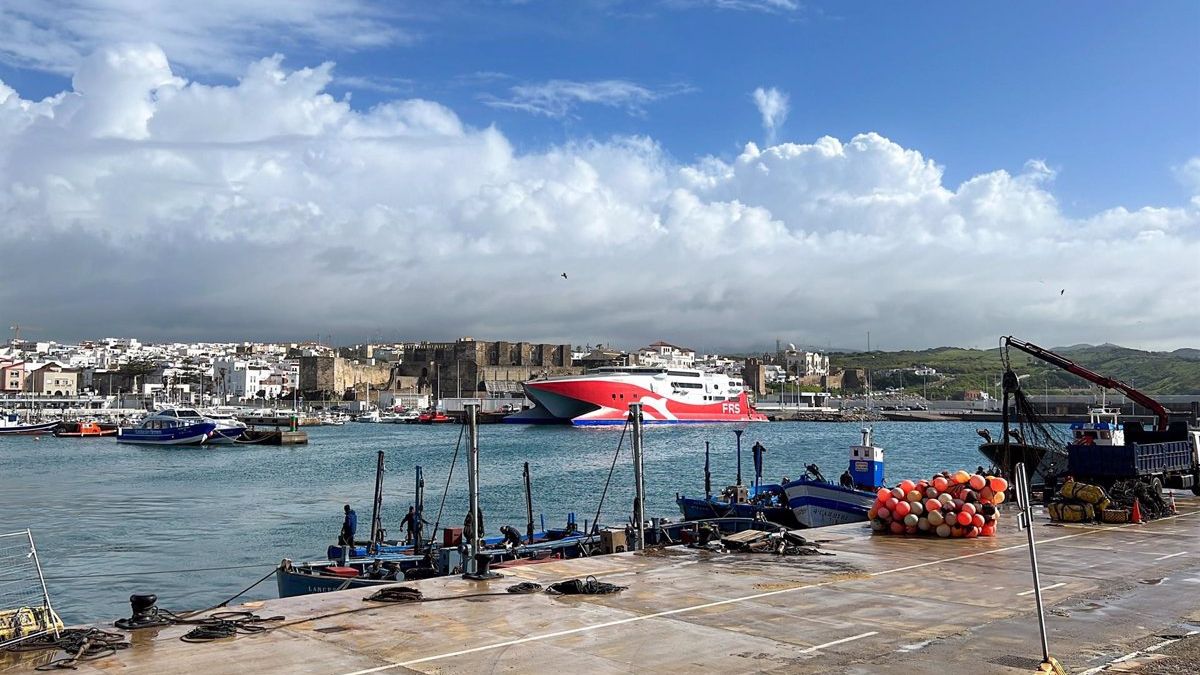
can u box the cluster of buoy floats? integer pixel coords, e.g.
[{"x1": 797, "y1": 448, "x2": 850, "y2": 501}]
[{"x1": 868, "y1": 470, "x2": 1009, "y2": 538}]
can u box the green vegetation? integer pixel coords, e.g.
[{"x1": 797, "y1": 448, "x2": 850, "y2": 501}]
[{"x1": 832, "y1": 344, "x2": 1200, "y2": 398}]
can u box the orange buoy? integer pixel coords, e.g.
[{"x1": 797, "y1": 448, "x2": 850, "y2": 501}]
[
  {"x1": 894, "y1": 501, "x2": 911, "y2": 518},
  {"x1": 964, "y1": 526, "x2": 979, "y2": 538},
  {"x1": 868, "y1": 506, "x2": 879, "y2": 520},
  {"x1": 932, "y1": 476, "x2": 949, "y2": 492},
  {"x1": 886, "y1": 497, "x2": 899, "y2": 511},
  {"x1": 899, "y1": 479, "x2": 916, "y2": 494},
  {"x1": 961, "y1": 503, "x2": 976, "y2": 516},
  {"x1": 889, "y1": 521, "x2": 905, "y2": 535},
  {"x1": 950, "y1": 525, "x2": 964, "y2": 538},
  {"x1": 904, "y1": 525, "x2": 918, "y2": 535},
  {"x1": 953, "y1": 470, "x2": 970, "y2": 484},
  {"x1": 891, "y1": 487, "x2": 905, "y2": 500},
  {"x1": 992, "y1": 491, "x2": 1006, "y2": 505},
  {"x1": 988, "y1": 477, "x2": 1008, "y2": 493},
  {"x1": 906, "y1": 490, "x2": 922, "y2": 503},
  {"x1": 956, "y1": 511, "x2": 972, "y2": 526},
  {"x1": 877, "y1": 488, "x2": 891, "y2": 501},
  {"x1": 979, "y1": 487, "x2": 995, "y2": 504},
  {"x1": 971, "y1": 513, "x2": 985, "y2": 528},
  {"x1": 981, "y1": 524, "x2": 996, "y2": 537},
  {"x1": 877, "y1": 507, "x2": 891, "y2": 520},
  {"x1": 925, "y1": 498, "x2": 941, "y2": 513},
  {"x1": 968, "y1": 474, "x2": 986, "y2": 490}
]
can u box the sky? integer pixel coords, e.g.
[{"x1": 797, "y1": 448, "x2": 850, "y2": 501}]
[{"x1": 0, "y1": 0, "x2": 1197, "y2": 352}]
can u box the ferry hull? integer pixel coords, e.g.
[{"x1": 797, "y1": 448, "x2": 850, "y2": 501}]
[{"x1": 512, "y1": 376, "x2": 768, "y2": 426}]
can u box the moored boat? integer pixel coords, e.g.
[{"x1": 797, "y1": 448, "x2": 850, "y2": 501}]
[
  {"x1": 677, "y1": 427, "x2": 884, "y2": 529},
  {"x1": 0, "y1": 414, "x2": 59, "y2": 435},
  {"x1": 54, "y1": 420, "x2": 118, "y2": 437},
  {"x1": 116, "y1": 408, "x2": 216, "y2": 445},
  {"x1": 505, "y1": 366, "x2": 768, "y2": 426}
]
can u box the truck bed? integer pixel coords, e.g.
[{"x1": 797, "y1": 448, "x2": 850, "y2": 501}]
[{"x1": 1067, "y1": 440, "x2": 1194, "y2": 478}]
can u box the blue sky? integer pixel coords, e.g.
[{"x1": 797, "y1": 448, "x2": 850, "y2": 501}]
[
  {"x1": 0, "y1": 1, "x2": 1198, "y2": 349},
  {"x1": 3, "y1": 1, "x2": 1196, "y2": 213}
]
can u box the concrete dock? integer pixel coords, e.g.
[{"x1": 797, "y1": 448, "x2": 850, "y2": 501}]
[{"x1": 5, "y1": 497, "x2": 1199, "y2": 674}]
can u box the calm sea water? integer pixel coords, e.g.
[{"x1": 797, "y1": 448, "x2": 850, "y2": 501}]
[{"x1": 0, "y1": 420, "x2": 998, "y2": 623}]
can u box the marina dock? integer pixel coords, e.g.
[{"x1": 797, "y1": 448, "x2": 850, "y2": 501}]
[{"x1": 6, "y1": 496, "x2": 1198, "y2": 674}]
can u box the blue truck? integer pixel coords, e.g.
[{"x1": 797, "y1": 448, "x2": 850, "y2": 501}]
[{"x1": 1067, "y1": 421, "x2": 1200, "y2": 495}]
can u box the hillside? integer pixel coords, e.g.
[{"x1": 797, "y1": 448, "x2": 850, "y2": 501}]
[{"x1": 831, "y1": 343, "x2": 1200, "y2": 397}]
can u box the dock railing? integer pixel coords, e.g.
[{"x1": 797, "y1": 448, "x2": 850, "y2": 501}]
[{"x1": 0, "y1": 529, "x2": 60, "y2": 648}]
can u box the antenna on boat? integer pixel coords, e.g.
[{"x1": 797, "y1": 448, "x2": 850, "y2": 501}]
[
  {"x1": 629, "y1": 402, "x2": 646, "y2": 552},
  {"x1": 704, "y1": 441, "x2": 712, "y2": 499}
]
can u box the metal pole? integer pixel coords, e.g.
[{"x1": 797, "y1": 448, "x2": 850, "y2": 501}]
[
  {"x1": 368, "y1": 451, "x2": 385, "y2": 553},
  {"x1": 27, "y1": 529, "x2": 59, "y2": 640},
  {"x1": 414, "y1": 465, "x2": 425, "y2": 555},
  {"x1": 465, "y1": 402, "x2": 480, "y2": 574},
  {"x1": 523, "y1": 462, "x2": 535, "y2": 544},
  {"x1": 704, "y1": 441, "x2": 712, "y2": 499},
  {"x1": 1015, "y1": 462, "x2": 1052, "y2": 665},
  {"x1": 735, "y1": 429, "x2": 744, "y2": 485},
  {"x1": 630, "y1": 403, "x2": 645, "y2": 551}
]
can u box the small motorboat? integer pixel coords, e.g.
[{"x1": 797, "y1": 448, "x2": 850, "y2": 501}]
[
  {"x1": 417, "y1": 409, "x2": 454, "y2": 424},
  {"x1": 54, "y1": 421, "x2": 118, "y2": 437},
  {"x1": 0, "y1": 414, "x2": 60, "y2": 435},
  {"x1": 116, "y1": 408, "x2": 216, "y2": 446}
]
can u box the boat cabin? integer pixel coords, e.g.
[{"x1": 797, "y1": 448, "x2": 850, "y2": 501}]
[
  {"x1": 1069, "y1": 408, "x2": 1125, "y2": 446},
  {"x1": 848, "y1": 427, "x2": 884, "y2": 490}
]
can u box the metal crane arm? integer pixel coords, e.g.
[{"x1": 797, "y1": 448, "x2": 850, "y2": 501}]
[{"x1": 1002, "y1": 336, "x2": 1170, "y2": 431}]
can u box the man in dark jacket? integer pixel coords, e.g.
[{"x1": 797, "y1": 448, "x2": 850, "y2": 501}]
[{"x1": 339, "y1": 504, "x2": 357, "y2": 546}]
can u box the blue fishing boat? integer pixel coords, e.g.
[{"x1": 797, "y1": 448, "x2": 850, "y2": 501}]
[
  {"x1": 116, "y1": 409, "x2": 216, "y2": 445},
  {"x1": 677, "y1": 427, "x2": 885, "y2": 529}
]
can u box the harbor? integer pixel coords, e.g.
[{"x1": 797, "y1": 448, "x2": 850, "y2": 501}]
[{"x1": 3, "y1": 496, "x2": 1197, "y2": 673}]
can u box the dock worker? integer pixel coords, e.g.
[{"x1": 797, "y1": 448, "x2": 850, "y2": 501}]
[
  {"x1": 500, "y1": 524, "x2": 522, "y2": 548},
  {"x1": 339, "y1": 504, "x2": 357, "y2": 546},
  {"x1": 400, "y1": 506, "x2": 417, "y2": 544}
]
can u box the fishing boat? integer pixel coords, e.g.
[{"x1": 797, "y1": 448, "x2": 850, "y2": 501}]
[
  {"x1": 677, "y1": 427, "x2": 884, "y2": 529},
  {"x1": 0, "y1": 414, "x2": 59, "y2": 435},
  {"x1": 116, "y1": 408, "x2": 216, "y2": 445},
  {"x1": 54, "y1": 420, "x2": 118, "y2": 437}
]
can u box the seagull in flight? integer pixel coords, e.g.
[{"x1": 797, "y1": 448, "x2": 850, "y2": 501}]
[
  {"x1": 1060, "y1": 289, "x2": 1065, "y2": 295},
  {"x1": 561, "y1": 272, "x2": 568, "y2": 280}
]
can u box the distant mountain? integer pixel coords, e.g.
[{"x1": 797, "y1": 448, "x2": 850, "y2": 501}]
[{"x1": 831, "y1": 343, "x2": 1200, "y2": 396}]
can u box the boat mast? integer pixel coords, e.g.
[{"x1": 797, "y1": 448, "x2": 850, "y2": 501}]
[
  {"x1": 464, "y1": 401, "x2": 481, "y2": 575},
  {"x1": 413, "y1": 465, "x2": 425, "y2": 555},
  {"x1": 523, "y1": 461, "x2": 534, "y2": 544},
  {"x1": 368, "y1": 450, "x2": 385, "y2": 553},
  {"x1": 630, "y1": 402, "x2": 645, "y2": 551}
]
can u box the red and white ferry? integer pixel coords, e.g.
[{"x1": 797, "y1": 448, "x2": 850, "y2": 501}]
[{"x1": 504, "y1": 366, "x2": 769, "y2": 426}]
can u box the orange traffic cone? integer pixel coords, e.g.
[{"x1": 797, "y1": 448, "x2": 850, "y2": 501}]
[
  {"x1": 1169, "y1": 492, "x2": 1177, "y2": 514},
  {"x1": 1131, "y1": 498, "x2": 1143, "y2": 524}
]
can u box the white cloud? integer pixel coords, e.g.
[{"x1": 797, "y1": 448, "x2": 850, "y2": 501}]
[
  {"x1": 665, "y1": 0, "x2": 801, "y2": 13},
  {"x1": 483, "y1": 79, "x2": 693, "y2": 118},
  {"x1": 1, "y1": 45, "x2": 1198, "y2": 350},
  {"x1": 752, "y1": 86, "x2": 789, "y2": 143},
  {"x1": 0, "y1": 0, "x2": 404, "y2": 76},
  {"x1": 1174, "y1": 157, "x2": 1200, "y2": 196}
]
